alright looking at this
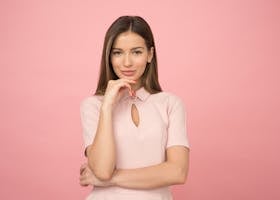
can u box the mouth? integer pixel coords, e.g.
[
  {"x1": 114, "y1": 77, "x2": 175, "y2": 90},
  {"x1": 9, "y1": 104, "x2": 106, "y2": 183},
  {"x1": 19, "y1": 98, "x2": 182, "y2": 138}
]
[{"x1": 121, "y1": 70, "x2": 135, "y2": 76}]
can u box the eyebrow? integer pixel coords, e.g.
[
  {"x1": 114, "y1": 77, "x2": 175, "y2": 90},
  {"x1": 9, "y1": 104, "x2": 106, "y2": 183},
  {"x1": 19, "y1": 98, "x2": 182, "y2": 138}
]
[{"x1": 111, "y1": 47, "x2": 145, "y2": 51}]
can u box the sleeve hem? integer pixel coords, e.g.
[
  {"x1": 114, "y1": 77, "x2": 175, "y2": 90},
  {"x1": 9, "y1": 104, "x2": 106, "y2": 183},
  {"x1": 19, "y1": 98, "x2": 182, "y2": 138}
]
[{"x1": 166, "y1": 144, "x2": 190, "y2": 150}]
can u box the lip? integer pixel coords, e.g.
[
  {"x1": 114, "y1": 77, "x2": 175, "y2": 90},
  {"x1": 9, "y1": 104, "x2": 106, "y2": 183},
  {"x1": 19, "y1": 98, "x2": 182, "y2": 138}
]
[{"x1": 121, "y1": 70, "x2": 135, "y2": 76}]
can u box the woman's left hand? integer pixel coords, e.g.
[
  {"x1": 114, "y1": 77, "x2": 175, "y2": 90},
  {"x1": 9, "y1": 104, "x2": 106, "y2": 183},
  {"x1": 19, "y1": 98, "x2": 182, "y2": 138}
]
[{"x1": 79, "y1": 163, "x2": 112, "y2": 187}]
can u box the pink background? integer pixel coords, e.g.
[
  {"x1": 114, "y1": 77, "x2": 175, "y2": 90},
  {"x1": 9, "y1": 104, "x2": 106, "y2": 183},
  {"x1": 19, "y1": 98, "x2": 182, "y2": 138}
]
[{"x1": 1, "y1": 0, "x2": 279, "y2": 199}]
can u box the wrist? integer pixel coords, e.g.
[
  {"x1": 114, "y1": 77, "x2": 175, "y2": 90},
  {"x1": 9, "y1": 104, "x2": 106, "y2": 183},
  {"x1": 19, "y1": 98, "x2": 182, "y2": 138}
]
[{"x1": 101, "y1": 102, "x2": 113, "y2": 112}]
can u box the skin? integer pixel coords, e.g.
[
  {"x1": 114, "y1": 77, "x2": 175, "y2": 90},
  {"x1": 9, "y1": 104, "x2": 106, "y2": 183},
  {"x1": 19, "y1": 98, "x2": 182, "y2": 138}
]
[
  {"x1": 110, "y1": 31, "x2": 154, "y2": 91},
  {"x1": 80, "y1": 31, "x2": 190, "y2": 189}
]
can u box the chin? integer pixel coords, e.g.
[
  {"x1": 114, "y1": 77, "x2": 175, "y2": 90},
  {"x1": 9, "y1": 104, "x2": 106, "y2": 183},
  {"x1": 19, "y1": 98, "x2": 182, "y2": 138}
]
[
  {"x1": 127, "y1": 77, "x2": 136, "y2": 80},
  {"x1": 120, "y1": 75, "x2": 136, "y2": 80}
]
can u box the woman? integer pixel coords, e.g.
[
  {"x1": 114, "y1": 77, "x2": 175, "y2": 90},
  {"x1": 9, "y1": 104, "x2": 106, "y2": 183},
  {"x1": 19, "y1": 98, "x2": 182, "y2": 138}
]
[{"x1": 79, "y1": 16, "x2": 190, "y2": 200}]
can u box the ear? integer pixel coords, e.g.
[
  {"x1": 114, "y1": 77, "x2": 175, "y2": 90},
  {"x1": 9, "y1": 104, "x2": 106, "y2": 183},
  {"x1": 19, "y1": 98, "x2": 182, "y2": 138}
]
[{"x1": 147, "y1": 47, "x2": 154, "y2": 63}]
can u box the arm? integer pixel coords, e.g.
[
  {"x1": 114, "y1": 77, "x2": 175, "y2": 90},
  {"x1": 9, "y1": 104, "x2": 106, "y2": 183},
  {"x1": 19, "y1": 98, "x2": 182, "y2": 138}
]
[
  {"x1": 80, "y1": 146, "x2": 190, "y2": 189},
  {"x1": 84, "y1": 79, "x2": 136, "y2": 181},
  {"x1": 110, "y1": 146, "x2": 190, "y2": 189},
  {"x1": 86, "y1": 103, "x2": 116, "y2": 181}
]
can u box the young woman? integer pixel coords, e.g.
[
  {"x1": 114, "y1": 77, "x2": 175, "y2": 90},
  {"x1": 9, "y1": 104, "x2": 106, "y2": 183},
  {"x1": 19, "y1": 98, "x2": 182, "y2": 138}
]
[{"x1": 79, "y1": 16, "x2": 190, "y2": 200}]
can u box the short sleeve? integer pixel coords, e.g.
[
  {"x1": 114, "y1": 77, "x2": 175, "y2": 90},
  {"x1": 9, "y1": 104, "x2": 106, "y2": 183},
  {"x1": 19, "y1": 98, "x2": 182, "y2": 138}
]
[
  {"x1": 166, "y1": 95, "x2": 190, "y2": 149},
  {"x1": 80, "y1": 96, "x2": 101, "y2": 151}
]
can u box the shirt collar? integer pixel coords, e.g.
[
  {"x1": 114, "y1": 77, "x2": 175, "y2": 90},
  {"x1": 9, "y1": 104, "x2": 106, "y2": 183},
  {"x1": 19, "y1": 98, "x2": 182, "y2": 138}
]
[{"x1": 122, "y1": 86, "x2": 151, "y2": 102}]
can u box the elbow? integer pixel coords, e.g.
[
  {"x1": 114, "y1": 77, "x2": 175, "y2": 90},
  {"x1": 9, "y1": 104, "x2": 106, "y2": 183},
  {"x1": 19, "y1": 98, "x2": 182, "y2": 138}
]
[
  {"x1": 175, "y1": 167, "x2": 188, "y2": 185},
  {"x1": 88, "y1": 162, "x2": 114, "y2": 181},
  {"x1": 94, "y1": 170, "x2": 113, "y2": 181},
  {"x1": 177, "y1": 173, "x2": 187, "y2": 184}
]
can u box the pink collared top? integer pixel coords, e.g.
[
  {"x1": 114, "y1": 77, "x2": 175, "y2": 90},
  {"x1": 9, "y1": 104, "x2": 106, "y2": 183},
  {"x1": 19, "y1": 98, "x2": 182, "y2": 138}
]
[{"x1": 80, "y1": 86, "x2": 190, "y2": 200}]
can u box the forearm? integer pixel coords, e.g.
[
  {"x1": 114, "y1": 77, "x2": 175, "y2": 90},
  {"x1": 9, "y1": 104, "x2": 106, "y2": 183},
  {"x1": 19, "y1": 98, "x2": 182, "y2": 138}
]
[
  {"x1": 110, "y1": 161, "x2": 187, "y2": 189},
  {"x1": 87, "y1": 104, "x2": 116, "y2": 180}
]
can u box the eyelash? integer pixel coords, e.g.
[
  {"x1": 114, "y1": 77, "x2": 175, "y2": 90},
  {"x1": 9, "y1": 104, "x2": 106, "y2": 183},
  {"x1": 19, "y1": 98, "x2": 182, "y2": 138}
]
[
  {"x1": 111, "y1": 51, "x2": 143, "y2": 56},
  {"x1": 112, "y1": 51, "x2": 121, "y2": 56},
  {"x1": 133, "y1": 51, "x2": 142, "y2": 55}
]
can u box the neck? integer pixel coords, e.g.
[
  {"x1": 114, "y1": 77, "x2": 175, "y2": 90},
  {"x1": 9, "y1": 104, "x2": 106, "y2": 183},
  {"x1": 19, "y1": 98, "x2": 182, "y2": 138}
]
[
  {"x1": 131, "y1": 84, "x2": 140, "y2": 91},
  {"x1": 131, "y1": 80, "x2": 142, "y2": 91}
]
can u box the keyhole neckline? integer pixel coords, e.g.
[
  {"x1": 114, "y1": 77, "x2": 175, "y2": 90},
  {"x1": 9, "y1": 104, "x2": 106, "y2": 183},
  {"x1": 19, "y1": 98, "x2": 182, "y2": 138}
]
[{"x1": 131, "y1": 103, "x2": 140, "y2": 127}]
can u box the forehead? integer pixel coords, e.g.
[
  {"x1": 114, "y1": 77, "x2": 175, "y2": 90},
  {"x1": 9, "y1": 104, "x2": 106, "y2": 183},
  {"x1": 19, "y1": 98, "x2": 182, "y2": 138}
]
[{"x1": 112, "y1": 31, "x2": 146, "y2": 49}]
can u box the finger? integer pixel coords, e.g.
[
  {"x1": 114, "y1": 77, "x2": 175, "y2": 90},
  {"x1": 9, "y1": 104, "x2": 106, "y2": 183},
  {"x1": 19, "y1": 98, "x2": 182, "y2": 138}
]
[
  {"x1": 116, "y1": 82, "x2": 133, "y2": 95},
  {"x1": 80, "y1": 168, "x2": 90, "y2": 177},
  {"x1": 80, "y1": 165, "x2": 86, "y2": 175},
  {"x1": 81, "y1": 169, "x2": 90, "y2": 177},
  {"x1": 80, "y1": 167, "x2": 89, "y2": 176},
  {"x1": 80, "y1": 174, "x2": 89, "y2": 182},
  {"x1": 132, "y1": 90, "x2": 136, "y2": 97},
  {"x1": 80, "y1": 174, "x2": 85, "y2": 181},
  {"x1": 111, "y1": 79, "x2": 136, "y2": 92},
  {"x1": 80, "y1": 163, "x2": 88, "y2": 175},
  {"x1": 123, "y1": 82, "x2": 134, "y2": 91},
  {"x1": 80, "y1": 174, "x2": 92, "y2": 186},
  {"x1": 123, "y1": 83, "x2": 134, "y2": 96},
  {"x1": 79, "y1": 179, "x2": 89, "y2": 187},
  {"x1": 80, "y1": 163, "x2": 87, "y2": 170}
]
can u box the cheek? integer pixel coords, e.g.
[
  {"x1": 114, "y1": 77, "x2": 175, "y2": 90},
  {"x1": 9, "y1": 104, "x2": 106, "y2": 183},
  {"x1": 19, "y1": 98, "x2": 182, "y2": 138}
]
[
  {"x1": 135, "y1": 63, "x2": 147, "y2": 76},
  {"x1": 111, "y1": 59, "x2": 121, "y2": 71},
  {"x1": 111, "y1": 58, "x2": 119, "y2": 66},
  {"x1": 134, "y1": 57, "x2": 148, "y2": 67}
]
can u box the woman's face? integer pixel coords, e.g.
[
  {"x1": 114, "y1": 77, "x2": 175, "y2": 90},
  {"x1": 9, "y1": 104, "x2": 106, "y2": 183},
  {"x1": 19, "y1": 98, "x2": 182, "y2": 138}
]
[{"x1": 110, "y1": 31, "x2": 153, "y2": 88}]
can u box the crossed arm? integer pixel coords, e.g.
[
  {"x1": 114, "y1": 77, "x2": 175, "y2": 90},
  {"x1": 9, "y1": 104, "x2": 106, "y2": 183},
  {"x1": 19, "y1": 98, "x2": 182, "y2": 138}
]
[
  {"x1": 80, "y1": 145, "x2": 190, "y2": 189},
  {"x1": 80, "y1": 93, "x2": 190, "y2": 189}
]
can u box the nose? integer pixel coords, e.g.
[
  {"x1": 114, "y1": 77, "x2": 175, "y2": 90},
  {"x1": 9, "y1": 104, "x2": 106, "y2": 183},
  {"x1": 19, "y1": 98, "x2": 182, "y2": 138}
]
[{"x1": 123, "y1": 53, "x2": 132, "y2": 67}]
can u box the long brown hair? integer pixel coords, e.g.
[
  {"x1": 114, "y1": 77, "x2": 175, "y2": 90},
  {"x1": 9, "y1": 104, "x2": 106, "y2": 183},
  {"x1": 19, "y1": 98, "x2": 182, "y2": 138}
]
[{"x1": 95, "y1": 16, "x2": 162, "y2": 95}]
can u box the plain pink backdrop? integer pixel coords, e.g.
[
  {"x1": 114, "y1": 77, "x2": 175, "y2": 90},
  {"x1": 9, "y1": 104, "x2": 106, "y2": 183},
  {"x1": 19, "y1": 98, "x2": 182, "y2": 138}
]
[{"x1": 1, "y1": 0, "x2": 279, "y2": 199}]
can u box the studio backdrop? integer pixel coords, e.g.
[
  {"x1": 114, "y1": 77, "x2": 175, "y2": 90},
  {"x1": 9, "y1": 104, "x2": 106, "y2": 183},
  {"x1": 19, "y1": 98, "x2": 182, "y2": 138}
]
[{"x1": 1, "y1": 0, "x2": 279, "y2": 199}]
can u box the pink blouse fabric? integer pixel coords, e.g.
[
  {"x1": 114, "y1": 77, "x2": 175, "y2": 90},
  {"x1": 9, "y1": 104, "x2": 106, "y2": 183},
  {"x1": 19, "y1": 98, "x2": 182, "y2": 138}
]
[{"x1": 80, "y1": 87, "x2": 190, "y2": 200}]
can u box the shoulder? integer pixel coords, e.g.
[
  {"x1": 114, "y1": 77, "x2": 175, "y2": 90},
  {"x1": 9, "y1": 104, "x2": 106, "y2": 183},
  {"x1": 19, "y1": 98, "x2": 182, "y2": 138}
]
[
  {"x1": 151, "y1": 91, "x2": 184, "y2": 105},
  {"x1": 80, "y1": 95, "x2": 103, "y2": 111},
  {"x1": 149, "y1": 91, "x2": 186, "y2": 113}
]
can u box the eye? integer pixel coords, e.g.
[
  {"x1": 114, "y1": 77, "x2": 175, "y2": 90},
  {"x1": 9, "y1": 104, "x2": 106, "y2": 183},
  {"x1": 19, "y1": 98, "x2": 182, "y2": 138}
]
[
  {"x1": 133, "y1": 50, "x2": 143, "y2": 55},
  {"x1": 111, "y1": 51, "x2": 122, "y2": 56}
]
